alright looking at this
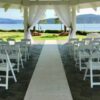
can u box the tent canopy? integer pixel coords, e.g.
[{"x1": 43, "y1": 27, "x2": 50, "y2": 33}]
[
  {"x1": 0, "y1": 0, "x2": 100, "y2": 5},
  {"x1": 0, "y1": 0, "x2": 100, "y2": 9}
]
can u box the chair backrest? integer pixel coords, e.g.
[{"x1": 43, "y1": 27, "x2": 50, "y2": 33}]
[
  {"x1": 16, "y1": 42, "x2": 28, "y2": 56},
  {"x1": 83, "y1": 38, "x2": 92, "y2": 45},
  {"x1": 21, "y1": 39, "x2": 31, "y2": 45},
  {"x1": 0, "y1": 45, "x2": 9, "y2": 61},
  {"x1": 4, "y1": 44, "x2": 21, "y2": 59},
  {"x1": 7, "y1": 38, "x2": 15, "y2": 45},
  {"x1": 0, "y1": 41, "x2": 8, "y2": 46},
  {"x1": 74, "y1": 41, "x2": 85, "y2": 47},
  {"x1": 94, "y1": 38, "x2": 100, "y2": 41},
  {"x1": 89, "y1": 48, "x2": 100, "y2": 66},
  {"x1": 78, "y1": 45, "x2": 93, "y2": 58},
  {"x1": 69, "y1": 38, "x2": 78, "y2": 43}
]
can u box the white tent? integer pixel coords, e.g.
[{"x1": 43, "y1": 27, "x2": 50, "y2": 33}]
[{"x1": 0, "y1": 0, "x2": 100, "y2": 42}]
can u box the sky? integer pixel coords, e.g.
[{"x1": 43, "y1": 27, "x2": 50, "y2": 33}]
[{"x1": 0, "y1": 7, "x2": 100, "y2": 19}]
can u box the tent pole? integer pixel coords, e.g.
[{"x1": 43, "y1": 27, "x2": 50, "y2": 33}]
[
  {"x1": 24, "y1": 6, "x2": 28, "y2": 39},
  {"x1": 71, "y1": 5, "x2": 77, "y2": 38}
]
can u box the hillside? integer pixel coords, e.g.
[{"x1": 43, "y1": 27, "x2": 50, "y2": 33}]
[
  {"x1": 0, "y1": 14, "x2": 100, "y2": 24},
  {"x1": 0, "y1": 18, "x2": 23, "y2": 24},
  {"x1": 77, "y1": 14, "x2": 100, "y2": 23},
  {"x1": 40, "y1": 14, "x2": 100, "y2": 24}
]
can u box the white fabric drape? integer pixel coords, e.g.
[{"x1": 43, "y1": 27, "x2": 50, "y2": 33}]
[
  {"x1": 53, "y1": 5, "x2": 72, "y2": 41},
  {"x1": 26, "y1": 5, "x2": 47, "y2": 43},
  {"x1": 70, "y1": 6, "x2": 77, "y2": 38},
  {"x1": 53, "y1": 5, "x2": 71, "y2": 27},
  {"x1": 29, "y1": 5, "x2": 47, "y2": 27}
]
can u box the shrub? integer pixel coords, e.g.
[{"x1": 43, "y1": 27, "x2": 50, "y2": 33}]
[
  {"x1": 76, "y1": 31, "x2": 89, "y2": 35},
  {"x1": 45, "y1": 30, "x2": 63, "y2": 33},
  {"x1": 31, "y1": 32, "x2": 41, "y2": 36},
  {"x1": 59, "y1": 32, "x2": 69, "y2": 36}
]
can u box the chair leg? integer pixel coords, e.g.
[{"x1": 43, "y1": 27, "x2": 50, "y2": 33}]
[
  {"x1": 25, "y1": 52, "x2": 27, "y2": 62},
  {"x1": 27, "y1": 52, "x2": 29, "y2": 60},
  {"x1": 6, "y1": 64, "x2": 9, "y2": 90},
  {"x1": 83, "y1": 67, "x2": 88, "y2": 80},
  {"x1": 17, "y1": 59, "x2": 20, "y2": 72},
  {"x1": 21, "y1": 58, "x2": 24, "y2": 69},
  {"x1": 79, "y1": 58, "x2": 82, "y2": 71},
  {"x1": 90, "y1": 67, "x2": 93, "y2": 88},
  {"x1": 9, "y1": 62, "x2": 17, "y2": 83}
]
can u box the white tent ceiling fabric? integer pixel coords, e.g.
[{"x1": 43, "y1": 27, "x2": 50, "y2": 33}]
[{"x1": 0, "y1": 0, "x2": 100, "y2": 9}]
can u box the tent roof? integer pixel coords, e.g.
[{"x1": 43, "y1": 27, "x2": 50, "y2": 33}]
[
  {"x1": 0, "y1": 0, "x2": 100, "y2": 5},
  {"x1": 0, "y1": 0, "x2": 100, "y2": 9}
]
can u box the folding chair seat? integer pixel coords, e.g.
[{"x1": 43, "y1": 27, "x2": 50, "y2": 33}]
[{"x1": 0, "y1": 46, "x2": 17, "y2": 89}]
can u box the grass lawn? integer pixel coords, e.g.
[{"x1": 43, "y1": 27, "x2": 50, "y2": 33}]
[
  {"x1": 33, "y1": 33, "x2": 86, "y2": 40},
  {"x1": 0, "y1": 32, "x2": 86, "y2": 41},
  {"x1": 0, "y1": 32, "x2": 24, "y2": 41}
]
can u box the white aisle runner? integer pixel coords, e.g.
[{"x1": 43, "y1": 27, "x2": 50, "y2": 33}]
[{"x1": 24, "y1": 40, "x2": 73, "y2": 100}]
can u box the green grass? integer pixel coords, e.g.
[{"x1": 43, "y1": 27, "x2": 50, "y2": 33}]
[
  {"x1": 33, "y1": 33, "x2": 86, "y2": 40},
  {"x1": 0, "y1": 32, "x2": 86, "y2": 41},
  {"x1": 33, "y1": 33, "x2": 67, "y2": 40},
  {"x1": 0, "y1": 32, "x2": 24, "y2": 41}
]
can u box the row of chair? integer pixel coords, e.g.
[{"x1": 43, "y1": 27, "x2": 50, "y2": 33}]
[
  {"x1": 0, "y1": 39, "x2": 31, "y2": 89},
  {"x1": 68, "y1": 37, "x2": 100, "y2": 88}
]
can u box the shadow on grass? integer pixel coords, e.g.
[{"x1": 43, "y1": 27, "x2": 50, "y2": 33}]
[
  {"x1": 41, "y1": 35, "x2": 58, "y2": 39},
  {"x1": 1, "y1": 35, "x2": 23, "y2": 40}
]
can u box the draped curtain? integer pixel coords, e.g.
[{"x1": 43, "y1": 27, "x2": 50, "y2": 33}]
[
  {"x1": 53, "y1": 5, "x2": 72, "y2": 41},
  {"x1": 53, "y1": 5, "x2": 71, "y2": 27},
  {"x1": 26, "y1": 5, "x2": 47, "y2": 42},
  {"x1": 25, "y1": 4, "x2": 75, "y2": 42},
  {"x1": 70, "y1": 6, "x2": 77, "y2": 38}
]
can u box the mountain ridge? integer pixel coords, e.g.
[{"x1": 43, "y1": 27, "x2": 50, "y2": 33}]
[{"x1": 0, "y1": 14, "x2": 100, "y2": 24}]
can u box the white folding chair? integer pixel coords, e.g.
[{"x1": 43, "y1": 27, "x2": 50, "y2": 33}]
[
  {"x1": 94, "y1": 38, "x2": 100, "y2": 41},
  {"x1": 69, "y1": 38, "x2": 79, "y2": 44},
  {"x1": 21, "y1": 39, "x2": 31, "y2": 45},
  {"x1": 7, "y1": 38, "x2": 15, "y2": 45},
  {"x1": 74, "y1": 41, "x2": 85, "y2": 66},
  {"x1": 66, "y1": 43, "x2": 74, "y2": 57},
  {"x1": 18, "y1": 41, "x2": 29, "y2": 61},
  {"x1": 84, "y1": 48, "x2": 100, "y2": 88},
  {"x1": 0, "y1": 46, "x2": 17, "y2": 89},
  {"x1": 90, "y1": 40, "x2": 100, "y2": 46},
  {"x1": 83, "y1": 38, "x2": 92, "y2": 45},
  {"x1": 77, "y1": 45, "x2": 92, "y2": 71},
  {"x1": 6, "y1": 44, "x2": 24, "y2": 72},
  {"x1": 21, "y1": 39, "x2": 31, "y2": 59}
]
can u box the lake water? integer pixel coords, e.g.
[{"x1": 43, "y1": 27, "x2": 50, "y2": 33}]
[{"x1": 0, "y1": 24, "x2": 100, "y2": 32}]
